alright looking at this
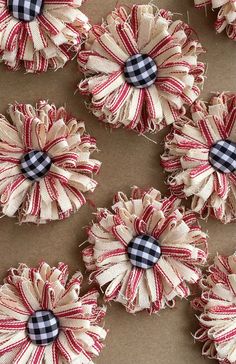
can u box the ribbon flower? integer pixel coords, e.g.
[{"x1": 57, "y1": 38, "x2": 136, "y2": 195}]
[
  {"x1": 83, "y1": 187, "x2": 208, "y2": 313},
  {"x1": 0, "y1": 262, "x2": 107, "y2": 363},
  {"x1": 0, "y1": 0, "x2": 90, "y2": 72},
  {"x1": 192, "y1": 253, "x2": 236, "y2": 364},
  {"x1": 161, "y1": 93, "x2": 236, "y2": 224},
  {"x1": 78, "y1": 4, "x2": 205, "y2": 134},
  {"x1": 0, "y1": 101, "x2": 101, "y2": 223},
  {"x1": 194, "y1": 0, "x2": 236, "y2": 41}
]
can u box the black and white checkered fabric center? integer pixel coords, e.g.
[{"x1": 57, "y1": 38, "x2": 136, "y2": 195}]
[
  {"x1": 127, "y1": 234, "x2": 162, "y2": 269},
  {"x1": 209, "y1": 139, "x2": 236, "y2": 174},
  {"x1": 124, "y1": 54, "x2": 158, "y2": 89},
  {"x1": 27, "y1": 310, "x2": 60, "y2": 346},
  {"x1": 20, "y1": 150, "x2": 52, "y2": 181},
  {"x1": 8, "y1": 0, "x2": 43, "y2": 22}
]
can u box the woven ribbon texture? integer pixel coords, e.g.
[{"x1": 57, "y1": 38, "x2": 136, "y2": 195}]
[
  {"x1": 78, "y1": 4, "x2": 205, "y2": 134},
  {"x1": 83, "y1": 187, "x2": 208, "y2": 313}
]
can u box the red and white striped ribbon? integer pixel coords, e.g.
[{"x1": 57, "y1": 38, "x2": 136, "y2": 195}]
[
  {"x1": 194, "y1": 0, "x2": 236, "y2": 41},
  {"x1": 0, "y1": 101, "x2": 101, "y2": 224},
  {"x1": 161, "y1": 93, "x2": 236, "y2": 224},
  {"x1": 83, "y1": 187, "x2": 208, "y2": 314},
  {"x1": 0, "y1": 0, "x2": 90, "y2": 72},
  {"x1": 0, "y1": 262, "x2": 107, "y2": 363},
  {"x1": 78, "y1": 4, "x2": 205, "y2": 134},
  {"x1": 192, "y1": 253, "x2": 236, "y2": 364}
]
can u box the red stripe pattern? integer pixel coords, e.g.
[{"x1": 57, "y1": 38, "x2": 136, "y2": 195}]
[
  {"x1": 192, "y1": 253, "x2": 236, "y2": 363},
  {"x1": 161, "y1": 93, "x2": 236, "y2": 224},
  {"x1": 77, "y1": 4, "x2": 205, "y2": 134},
  {"x1": 83, "y1": 187, "x2": 208, "y2": 314},
  {"x1": 0, "y1": 262, "x2": 107, "y2": 363},
  {"x1": 194, "y1": 0, "x2": 236, "y2": 41},
  {"x1": 0, "y1": 0, "x2": 90, "y2": 72},
  {"x1": 0, "y1": 101, "x2": 101, "y2": 224}
]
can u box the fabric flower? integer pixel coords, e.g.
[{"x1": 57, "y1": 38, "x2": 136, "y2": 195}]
[
  {"x1": 161, "y1": 93, "x2": 236, "y2": 224},
  {"x1": 0, "y1": 0, "x2": 90, "y2": 72},
  {"x1": 78, "y1": 4, "x2": 205, "y2": 134},
  {"x1": 0, "y1": 262, "x2": 107, "y2": 363},
  {"x1": 194, "y1": 0, "x2": 236, "y2": 41},
  {"x1": 83, "y1": 187, "x2": 208, "y2": 314},
  {"x1": 192, "y1": 253, "x2": 236, "y2": 364},
  {"x1": 0, "y1": 101, "x2": 101, "y2": 224}
]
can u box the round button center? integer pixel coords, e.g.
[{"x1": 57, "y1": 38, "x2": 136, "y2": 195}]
[
  {"x1": 209, "y1": 139, "x2": 236, "y2": 174},
  {"x1": 8, "y1": 0, "x2": 44, "y2": 22},
  {"x1": 27, "y1": 310, "x2": 59, "y2": 346},
  {"x1": 124, "y1": 54, "x2": 158, "y2": 89},
  {"x1": 127, "y1": 234, "x2": 162, "y2": 269},
  {"x1": 20, "y1": 150, "x2": 52, "y2": 181}
]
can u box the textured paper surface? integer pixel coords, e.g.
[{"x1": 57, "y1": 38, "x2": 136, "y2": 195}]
[{"x1": 0, "y1": 0, "x2": 236, "y2": 363}]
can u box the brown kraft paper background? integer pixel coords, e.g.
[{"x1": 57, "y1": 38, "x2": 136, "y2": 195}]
[{"x1": 1, "y1": 0, "x2": 236, "y2": 363}]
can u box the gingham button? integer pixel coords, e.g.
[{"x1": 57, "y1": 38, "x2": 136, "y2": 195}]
[
  {"x1": 20, "y1": 150, "x2": 52, "y2": 181},
  {"x1": 27, "y1": 310, "x2": 60, "y2": 346},
  {"x1": 209, "y1": 140, "x2": 236, "y2": 174},
  {"x1": 8, "y1": 0, "x2": 43, "y2": 22},
  {"x1": 127, "y1": 234, "x2": 162, "y2": 269},
  {"x1": 124, "y1": 54, "x2": 158, "y2": 89}
]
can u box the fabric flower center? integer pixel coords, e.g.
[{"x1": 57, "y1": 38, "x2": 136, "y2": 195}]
[
  {"x1": 8, "y1": 0, "x2": 43, "y2": 22},
  {"x1": 27, "y1": 310, "x2": 60, "y2": 346},
  {"x1": 20, "y1": 150, "x2": 52, "y2": 181},
  {"x1": 124, "y1": 54, "x2": 158, "y2": 89},
  {"x1": 127, "y1": 234, "x2": 162, "y2": 269},
  {"x1": 209, "y1": 139, "x2": 236, "y2": 174}
]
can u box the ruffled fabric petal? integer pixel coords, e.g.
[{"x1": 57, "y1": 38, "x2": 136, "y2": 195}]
[
  {"x1": 83, "y1": 187, "x2": 208, "y2": 314},
  {"x1": 78, "y1": 4, "x2": 205, "y2": 134},
  {"x1": 161, "y1": 93, "x2": 236, "y2": 224},
  {"x1": 194, "y1": 0, "x2": 236, "y2": 41},
  {"x1": 0, "y1": 101, "x2": 101, "y2": 224},
  {"x1": 0, "y1": 262, "x2": 107, "y2": 364},
  {"x1": 0, "y1": 0, "x2": 90, "y2": 72},
  {"x1": 192, "y1": 253, "x2": 236, "y2": 364}
]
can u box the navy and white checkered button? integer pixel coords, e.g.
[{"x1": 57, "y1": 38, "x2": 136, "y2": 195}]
[
  {"x1": 209, "y1": 140, "x2": 236, "y2": 174},
  {"x1": 20, "y1": 150, "x2": 52, "y2": 181},
  {"x1": 27, "y1": 310, "x2": 60, "y2": 346},
  {"x1": 8, "y1": 0, "x2": 43, "y2": 22},
  {"x1": 124, "y1": 54, "x2": 158, "y2": 89},
  {"x1": 127, "y1": 235, "x2": 162, "y2": 269}
]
